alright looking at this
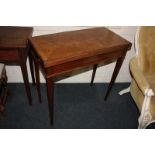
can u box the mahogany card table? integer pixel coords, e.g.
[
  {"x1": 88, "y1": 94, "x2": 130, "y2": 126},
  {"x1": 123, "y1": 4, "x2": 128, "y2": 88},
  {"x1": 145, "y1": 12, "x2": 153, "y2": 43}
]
[
  {"x1": 29, "y1": 27, "x2": 132, "y2": 124},
  {"x1": 0, "y1": 26, "x2": 34, "y2": 105}
]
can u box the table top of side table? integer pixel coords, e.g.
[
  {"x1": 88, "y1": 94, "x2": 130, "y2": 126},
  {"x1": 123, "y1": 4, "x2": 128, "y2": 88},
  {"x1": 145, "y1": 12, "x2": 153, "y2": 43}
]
[
  {"x1": 0, "y1": 26, "x2": 33, "y2": 49},
  {"x1": 29, "y1": 27, "x2": 132, "y2": 68}
]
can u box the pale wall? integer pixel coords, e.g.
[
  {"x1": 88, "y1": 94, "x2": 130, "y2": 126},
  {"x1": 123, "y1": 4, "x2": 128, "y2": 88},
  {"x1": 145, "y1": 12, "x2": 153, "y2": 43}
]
[{"x1": 6, "y1": 26, "x2": 137, "y2": 83}]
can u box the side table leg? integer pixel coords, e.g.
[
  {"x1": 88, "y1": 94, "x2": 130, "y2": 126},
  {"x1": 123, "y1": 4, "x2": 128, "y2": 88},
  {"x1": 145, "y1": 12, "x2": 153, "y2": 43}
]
[
  {"x1": 90, "y1": 64, "x2": 98, "y2": 86},
  {"x1": 20, "y1": 61, "x2": 32, "y2": 105},
  {"x1": 34, "y1": 59, "x2": 42, "y2": 103},
  {"x1": 104, "y1": 55, "x2": 125, "y2": 101},
  {"x1": 46, "y1": 78, "x2": 54, "y2": 125}
]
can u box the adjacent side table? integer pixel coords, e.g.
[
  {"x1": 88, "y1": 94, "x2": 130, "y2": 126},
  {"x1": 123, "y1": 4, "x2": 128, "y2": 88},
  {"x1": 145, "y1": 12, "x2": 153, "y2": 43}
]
[{"x1": 0, "y1": 27, "x2": 34, "y2": 105}]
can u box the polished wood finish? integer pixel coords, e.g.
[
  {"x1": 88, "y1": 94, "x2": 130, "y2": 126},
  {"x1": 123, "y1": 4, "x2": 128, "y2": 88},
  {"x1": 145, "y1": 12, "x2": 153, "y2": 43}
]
[
  {"x1": 30, "y1": 27, "x2": 131, "y2": 68},
  {"x1": 30, "y1": 27, "x2": 132, "y2": 124},
  {"x1": 0, "y1": 27, "x2": 34, "y2": 105}
]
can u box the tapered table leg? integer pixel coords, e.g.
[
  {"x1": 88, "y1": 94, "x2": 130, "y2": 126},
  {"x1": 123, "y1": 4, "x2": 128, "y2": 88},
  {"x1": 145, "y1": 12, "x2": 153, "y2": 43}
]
[
  {"x1": 90, "y1": 64, "x2": 98, "y2": 86},
  {"x1": 46, "y1": 78, "x2": 54, "y2": 125},
  {"x1": 104, "y1": 55, "x2": 126, "y2": 101},
  {"x1": 29, "y1": 49, "x2": 35, "y2": 86},
  {"x1": 20, "y1": 61, "x2": 32, "y2": 105},
  {"x1": 34, "y1": 59, "x2": 42, "y2": 103}
]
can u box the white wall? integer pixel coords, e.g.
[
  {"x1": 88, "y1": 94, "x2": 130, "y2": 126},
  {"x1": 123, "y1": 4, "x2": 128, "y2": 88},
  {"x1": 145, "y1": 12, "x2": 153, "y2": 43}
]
[{"x1": 6, "y1": 26, "x2": 137, "y2": 83}]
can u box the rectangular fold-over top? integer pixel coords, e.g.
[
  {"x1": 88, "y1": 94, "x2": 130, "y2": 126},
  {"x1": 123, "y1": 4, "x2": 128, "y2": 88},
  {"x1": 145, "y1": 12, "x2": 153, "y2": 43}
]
[{"x1": 30, "y1": 27, "x2": 132, "y2": 67}]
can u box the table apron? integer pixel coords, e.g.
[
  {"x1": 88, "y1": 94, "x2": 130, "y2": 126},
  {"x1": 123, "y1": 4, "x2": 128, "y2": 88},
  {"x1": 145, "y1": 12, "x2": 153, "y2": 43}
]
[
  {"x1": 45, "y1": 50, "x2": 126, "y2": 78},
  {"x1": 0, "y1": 49, "x2": 28, "y2": 64}
]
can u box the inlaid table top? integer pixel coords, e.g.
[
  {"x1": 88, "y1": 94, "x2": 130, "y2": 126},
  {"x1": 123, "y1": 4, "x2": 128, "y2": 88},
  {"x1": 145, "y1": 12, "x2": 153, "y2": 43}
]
[
  {"x1": 30, "y1": 27, "x2": 131, "y2": 67},
  {"x1": 0, "y1": 26, "x2": 33, "y2": 49}
]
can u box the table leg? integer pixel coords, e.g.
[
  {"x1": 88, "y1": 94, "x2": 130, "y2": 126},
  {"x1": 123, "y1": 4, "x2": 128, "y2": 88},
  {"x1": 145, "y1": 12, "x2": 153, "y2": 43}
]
[
  {"x1": 90, "y1": 64, "x2": 98, "y2": 86},
  {"x1": 29, "y1": 50, "x2": 35, "y2": 86},
  {"x1": 104, "y1": 55, "x2": 125, "y2": 101},
  {"x1": 34, "y1": 59, "x2": 42, "y2": 103},
  {"x1": 46, "y1": 78, "x2": 54, "y2": 125},
  {"x1": 20, "y1": 61, "x2": 32, "y2": 105}
]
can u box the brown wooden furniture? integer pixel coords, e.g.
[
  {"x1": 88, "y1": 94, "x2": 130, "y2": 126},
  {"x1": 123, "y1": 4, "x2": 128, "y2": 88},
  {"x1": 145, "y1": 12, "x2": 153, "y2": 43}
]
[
  {"x1": 0, "y1": 64, "x2": 8, "y2": 112},
  {"x1": 0, "y1": 26, "x2": 34, "y2": 105},
  {"x1": 29, "y1": 27, "x2": 132, "y2": 124}
]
